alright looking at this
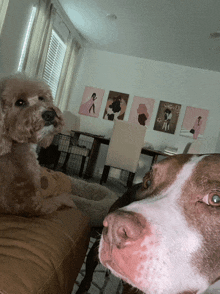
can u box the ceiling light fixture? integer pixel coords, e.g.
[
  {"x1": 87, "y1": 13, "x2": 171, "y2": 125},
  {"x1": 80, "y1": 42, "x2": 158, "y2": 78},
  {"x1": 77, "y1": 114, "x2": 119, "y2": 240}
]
[
  {"x1": 106, "y1": 13, "x2": 117, "y2": 21},
  {"x1": 210, "y1": 32, "x2": 220, "y2": 39}
]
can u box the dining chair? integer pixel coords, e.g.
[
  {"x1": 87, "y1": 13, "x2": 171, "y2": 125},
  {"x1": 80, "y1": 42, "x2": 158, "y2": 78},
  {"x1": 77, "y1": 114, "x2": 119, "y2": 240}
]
[
  {"x1": 100, "y1": 120, "x2": 146, "y2": 187},
  {"x1": 56, "y1": 133, "x2": 90, "y2": 177},
  {"x1": 55, "y1": 111, "x2": 91, "y2": 177}
]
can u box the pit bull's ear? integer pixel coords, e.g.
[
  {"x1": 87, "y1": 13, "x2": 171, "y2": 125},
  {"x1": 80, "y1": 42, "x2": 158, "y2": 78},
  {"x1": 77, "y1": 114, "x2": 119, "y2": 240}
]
[{"x1": 0, "y1": 78, "x2": 12, "y2": 155}]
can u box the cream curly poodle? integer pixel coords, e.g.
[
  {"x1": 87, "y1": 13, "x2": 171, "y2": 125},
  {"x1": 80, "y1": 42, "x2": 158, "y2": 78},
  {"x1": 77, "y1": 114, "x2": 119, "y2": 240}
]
[{"x1": 0, "y1": 73, "x2": 76, "y2": 216}]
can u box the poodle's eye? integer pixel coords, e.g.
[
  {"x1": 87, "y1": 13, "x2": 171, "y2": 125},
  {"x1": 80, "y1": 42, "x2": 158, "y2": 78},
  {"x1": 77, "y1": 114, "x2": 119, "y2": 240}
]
[
  {"x1": 38, "y1": 96, "x2": 45, "y2": 101},
  {"x1": 15, "y1": 99, "x2": 27, "y2": 107}
]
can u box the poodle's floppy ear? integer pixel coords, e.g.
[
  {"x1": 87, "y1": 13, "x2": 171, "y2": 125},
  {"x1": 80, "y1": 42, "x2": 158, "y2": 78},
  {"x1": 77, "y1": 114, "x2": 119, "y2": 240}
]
[
  {"x1": 0, "y1": 135, "x2": 12, "y2": 156},
  {"x1": 0, "y1": 77, "x2": 12, "y2": 155}
]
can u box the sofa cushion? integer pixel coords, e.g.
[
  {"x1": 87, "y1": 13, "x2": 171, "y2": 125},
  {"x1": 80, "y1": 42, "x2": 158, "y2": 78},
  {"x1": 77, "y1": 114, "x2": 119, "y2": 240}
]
[{"x1": 0, "y1": 208, "x2": 90, "y2": 294}]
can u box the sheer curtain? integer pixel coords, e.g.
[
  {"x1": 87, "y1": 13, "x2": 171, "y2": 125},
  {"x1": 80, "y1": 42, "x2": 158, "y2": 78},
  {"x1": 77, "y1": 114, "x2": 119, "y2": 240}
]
[
  {"x1": 21, "y1": 0, "x2": 82, "y2": 110},
  {"x1": 22, "y1": 0, "x2": 55, "y2": 77},
  {"x1": 55, "y1": 33, "x2": 81, "y2": 111},
  {"x1": 0, "y1": 0, "x2": 9, "y2": 35}
]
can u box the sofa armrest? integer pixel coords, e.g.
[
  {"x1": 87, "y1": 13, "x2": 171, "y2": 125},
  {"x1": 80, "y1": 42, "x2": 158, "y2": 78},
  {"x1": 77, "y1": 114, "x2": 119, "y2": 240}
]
[{"x1": 0, "y1": 208, "x2": 90, "y2": 294}]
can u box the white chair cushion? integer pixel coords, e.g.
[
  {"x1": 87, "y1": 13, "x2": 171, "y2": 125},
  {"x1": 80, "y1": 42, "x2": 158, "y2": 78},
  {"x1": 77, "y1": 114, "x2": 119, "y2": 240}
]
[{"x1": 105, "y1": 120, "x2": 146, "y2": 173}]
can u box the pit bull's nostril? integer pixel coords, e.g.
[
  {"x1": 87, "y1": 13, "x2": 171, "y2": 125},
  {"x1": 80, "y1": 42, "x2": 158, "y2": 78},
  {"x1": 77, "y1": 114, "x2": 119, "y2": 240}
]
[
  {"x1": 103, "y1": 210, "x2": 147, "y2": 248},
  {"x1": 42, "y1": 110, "x2": 56, "y2": 125}
]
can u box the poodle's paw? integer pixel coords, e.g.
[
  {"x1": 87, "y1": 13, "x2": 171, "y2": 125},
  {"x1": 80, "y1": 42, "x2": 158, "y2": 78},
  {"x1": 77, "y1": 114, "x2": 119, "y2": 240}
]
[
  {"x1": 40, "y1": 193, "x2": 76, "y2": 214},
  {"x1": 58, "y1": 193, "x2": 76, "y2": 208}
]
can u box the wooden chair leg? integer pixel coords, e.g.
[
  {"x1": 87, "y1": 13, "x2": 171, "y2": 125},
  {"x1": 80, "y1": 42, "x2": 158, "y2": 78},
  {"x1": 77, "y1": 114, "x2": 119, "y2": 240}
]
[
  {"x1": 53, "y1": 150, "x2": 61, "y2": 170},
  {"x1": 100, "y1": 165, "x2": 110, "y2": 185},
  {"x1": 127, "y1": 172, "x2": 135, "y2": 188},
  {"x1": 75, "y1": 239, "x2": 100, "y2": 294},
  {"x1": 79, "y1": 156, "x2": 86, "y2": 177},
  {"x1": 61, "y1": 152, "x2": 70, "y2": 172}
]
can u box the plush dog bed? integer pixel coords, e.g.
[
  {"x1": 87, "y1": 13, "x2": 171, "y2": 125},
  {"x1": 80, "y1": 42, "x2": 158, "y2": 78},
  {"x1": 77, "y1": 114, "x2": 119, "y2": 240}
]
[
  {"x1": 69, "y1": 177, "x2": 118, "y2": 227},
  {"x1": 36, "y1": 168, "x2": 117, "y2": 227}
]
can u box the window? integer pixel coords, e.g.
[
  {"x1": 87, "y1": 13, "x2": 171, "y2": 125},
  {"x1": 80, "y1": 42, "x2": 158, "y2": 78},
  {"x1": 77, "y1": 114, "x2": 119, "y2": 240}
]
[
  {"x1": 0, "y1": 0, "x2": 9, "y2": 35},
  {"x1": 43, "y1": 29, "x2": 67, "y2": 98},
  {"x1": 18, "y1": 6, "x2": 37, "y2": 72}
]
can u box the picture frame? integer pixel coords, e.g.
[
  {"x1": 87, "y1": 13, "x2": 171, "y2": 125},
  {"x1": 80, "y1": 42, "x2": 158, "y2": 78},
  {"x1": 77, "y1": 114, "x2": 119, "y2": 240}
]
[
  {"x1": 103, "y1": 91, "x2": 129, "y2": 121},
  {"x1": 79, "y1": 86, "x2": 105, "y2": 118},
  {"x1": 180, "y1": 106, "x2": 209, "y2": 139},
  {"x1": 128, "y1": 96, "x2": 155, "y2": 126},
  {"x1": 153, "y1": 101, "x2": 181, "y2": 134}
]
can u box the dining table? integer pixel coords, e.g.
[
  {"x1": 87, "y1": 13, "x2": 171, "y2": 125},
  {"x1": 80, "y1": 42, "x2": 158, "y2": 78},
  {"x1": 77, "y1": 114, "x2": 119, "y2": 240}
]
[{"x1": 70, "y1": 130, "x2": 170, "y2": 179}]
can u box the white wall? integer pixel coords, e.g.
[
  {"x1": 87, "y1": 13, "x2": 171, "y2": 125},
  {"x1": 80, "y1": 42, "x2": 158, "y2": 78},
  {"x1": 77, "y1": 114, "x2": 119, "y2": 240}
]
[{"x1": 68, "y1": 48, "x2": 220, "y2": 181}]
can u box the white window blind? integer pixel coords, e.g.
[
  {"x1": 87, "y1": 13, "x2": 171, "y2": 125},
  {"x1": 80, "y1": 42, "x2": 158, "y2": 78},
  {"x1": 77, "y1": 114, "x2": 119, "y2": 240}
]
[
  {"x1": 18, "y1": 6, "x2": 37, "y2": 72},
  {"x1": 43, "y1": 29, "x2": 67, "y2": 98}
]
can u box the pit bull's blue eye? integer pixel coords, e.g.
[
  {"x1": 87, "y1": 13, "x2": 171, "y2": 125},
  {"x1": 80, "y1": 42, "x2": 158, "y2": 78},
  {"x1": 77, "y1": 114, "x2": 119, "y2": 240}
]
[
  {"x1": 212, "y1": 195, "x2": 220, "y2": 203},
  {"x1": 146, "y1": 180, "x2": 151, "y2": 187},
  {"x1": 143, "y1": 172, "x2": 152, "y2": 189},
  {"x1": 207, "y1": 192, "x2": 220, "y2": 206}
]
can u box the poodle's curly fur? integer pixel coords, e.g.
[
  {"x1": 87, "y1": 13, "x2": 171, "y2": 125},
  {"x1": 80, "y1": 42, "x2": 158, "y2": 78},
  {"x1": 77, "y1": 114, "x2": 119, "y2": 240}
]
[{"x1": 0, "y1": 73, "x2": 75, "y2": 216}]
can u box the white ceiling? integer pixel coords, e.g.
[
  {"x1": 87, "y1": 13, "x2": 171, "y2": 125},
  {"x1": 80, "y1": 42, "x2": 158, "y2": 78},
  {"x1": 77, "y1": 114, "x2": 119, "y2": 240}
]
[{"x1": 59, "y1": 0, "x2": 220, "y2": 72}]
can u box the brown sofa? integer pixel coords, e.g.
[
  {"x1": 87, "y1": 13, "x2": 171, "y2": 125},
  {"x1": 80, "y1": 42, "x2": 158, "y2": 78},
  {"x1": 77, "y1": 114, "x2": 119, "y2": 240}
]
[{"x1": 0, "y1": 207, "x2": 90, "y2": 294}]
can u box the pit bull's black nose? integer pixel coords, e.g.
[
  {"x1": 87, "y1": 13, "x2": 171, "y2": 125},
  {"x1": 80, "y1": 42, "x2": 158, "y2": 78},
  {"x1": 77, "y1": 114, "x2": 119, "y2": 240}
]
[
  {"x1": 102, "y1": 210, "x2": 147, "y2": 249},
  {"x1": 42, "y1": 110, "x2": 56, "y2": 125}
]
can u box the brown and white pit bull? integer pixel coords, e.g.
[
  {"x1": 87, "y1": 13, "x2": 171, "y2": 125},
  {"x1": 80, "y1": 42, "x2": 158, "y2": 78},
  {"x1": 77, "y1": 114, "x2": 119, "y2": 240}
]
[{"x1": 99, "y1": 154, "x2": 220, "y2": 294}]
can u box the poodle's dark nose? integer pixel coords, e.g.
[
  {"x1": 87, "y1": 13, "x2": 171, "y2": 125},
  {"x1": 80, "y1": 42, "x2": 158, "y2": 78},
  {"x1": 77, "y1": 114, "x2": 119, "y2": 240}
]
[{"x1": 42, "y1": 110, "x2": 56, "y2": 125}]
